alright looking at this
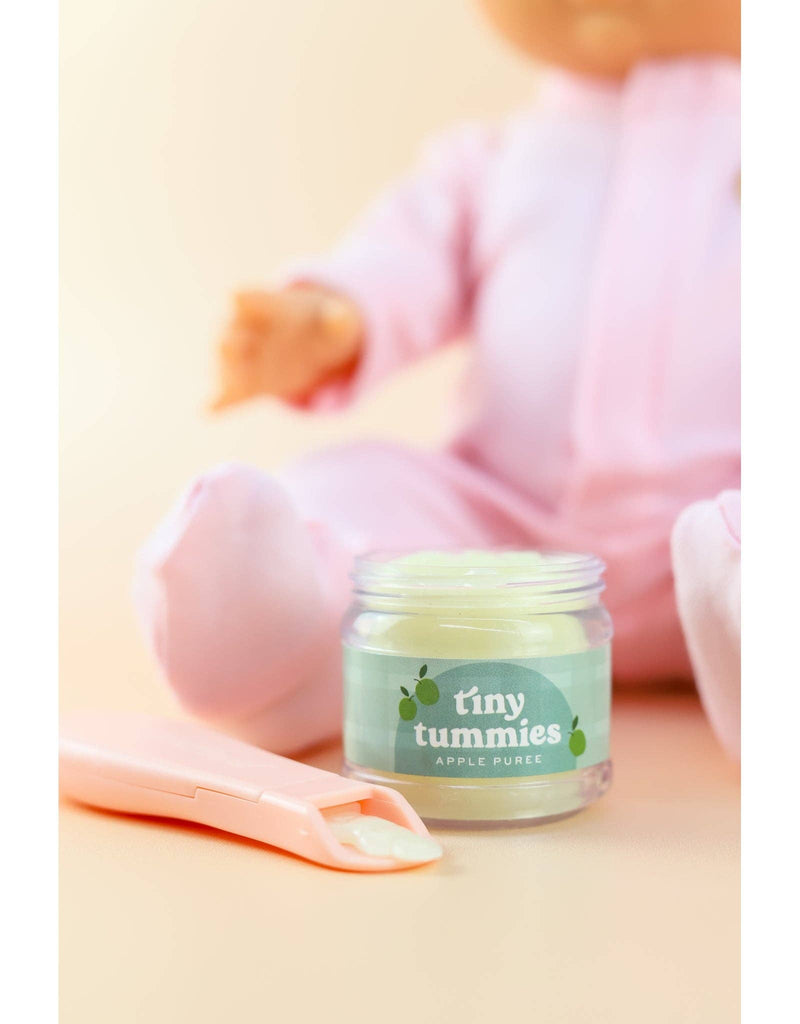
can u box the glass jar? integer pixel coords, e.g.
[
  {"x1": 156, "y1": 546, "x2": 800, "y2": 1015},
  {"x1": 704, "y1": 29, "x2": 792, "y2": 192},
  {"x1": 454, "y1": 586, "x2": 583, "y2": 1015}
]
[{"x1": 341, "y1": 549, "x2": 613, "y2": 825}]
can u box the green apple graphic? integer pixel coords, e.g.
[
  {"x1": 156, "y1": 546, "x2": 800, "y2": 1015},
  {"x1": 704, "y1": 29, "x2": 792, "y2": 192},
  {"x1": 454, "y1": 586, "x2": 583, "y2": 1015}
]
[
  {"x1": 398, "y1": 665, "x2": 439, "y2": 721},
  {"x1": 568, "y1": 715, "x2": 586, "y2": 757},
  {"x1": 415, "y1": 663, "x2": 439, "y2": 705},
  {"x1": 398, "y1": 690, "x2": 417, "y2": 721}
]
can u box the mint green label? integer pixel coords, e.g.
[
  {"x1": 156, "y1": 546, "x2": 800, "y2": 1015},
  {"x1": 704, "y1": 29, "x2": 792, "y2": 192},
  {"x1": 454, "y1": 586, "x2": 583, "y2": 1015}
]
[{"x1": 343, "y1": 648, "x2": 610, "y2": 779}]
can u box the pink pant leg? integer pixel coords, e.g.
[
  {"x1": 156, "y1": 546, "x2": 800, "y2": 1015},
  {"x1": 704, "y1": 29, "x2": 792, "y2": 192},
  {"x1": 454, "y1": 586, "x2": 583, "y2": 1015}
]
[
  {"x1": 671, "y1": 490, "x2": 741, "y2": 758},
  {"x1": 134, "y1": 442, "x2": 522, "y2": 753},
  {"x1": 133, "y1": 462, "x2": 338, "y2": 751},
  {"x1": 279, "y1": 440, "x2": 529, "y2": 605}
]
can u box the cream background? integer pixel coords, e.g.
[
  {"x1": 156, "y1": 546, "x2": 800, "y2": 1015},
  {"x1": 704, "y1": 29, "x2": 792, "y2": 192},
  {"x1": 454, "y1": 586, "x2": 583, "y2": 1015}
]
[
  {"x1": 60, "y1": 0, "x2": 533, "y2": 719},
  {"x1": 60, "y1": 3, "x2": 739, "y2": 1021}
]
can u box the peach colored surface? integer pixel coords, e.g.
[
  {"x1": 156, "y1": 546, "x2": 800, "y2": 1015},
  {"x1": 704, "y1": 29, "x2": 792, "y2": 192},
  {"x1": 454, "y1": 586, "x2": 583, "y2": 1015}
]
[
  {"x1": 60, "y1": 696, "x2": 739, "y2": 1023},
  {"x1": 60, "y1": 2, "x2": 739, "y2": 1020}
]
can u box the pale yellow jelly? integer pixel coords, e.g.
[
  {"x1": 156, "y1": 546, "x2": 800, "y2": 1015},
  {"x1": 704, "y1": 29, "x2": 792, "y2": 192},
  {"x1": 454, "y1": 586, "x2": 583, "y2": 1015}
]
[
  {"x1": 341, "y1": 550, "x2": 613, "y2": 825},
  {"x1": 324, "y1": 808, "x2": 442, "y2": 864}
]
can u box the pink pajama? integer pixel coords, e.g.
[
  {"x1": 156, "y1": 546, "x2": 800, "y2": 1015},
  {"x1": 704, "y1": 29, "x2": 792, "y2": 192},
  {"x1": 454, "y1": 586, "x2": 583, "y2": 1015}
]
[{"x1": 136, "y1": 58, "x2": 740, "y2": 755}]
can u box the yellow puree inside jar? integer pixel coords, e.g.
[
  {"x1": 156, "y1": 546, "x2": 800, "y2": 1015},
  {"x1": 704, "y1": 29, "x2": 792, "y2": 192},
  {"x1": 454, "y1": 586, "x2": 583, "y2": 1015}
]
[{"x1": 351, "y1": 550, "x2": 603, "y2": 822}]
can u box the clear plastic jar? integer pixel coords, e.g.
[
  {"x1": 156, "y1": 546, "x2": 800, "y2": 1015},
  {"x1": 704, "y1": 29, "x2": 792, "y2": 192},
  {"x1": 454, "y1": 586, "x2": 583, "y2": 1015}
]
[{"x1": 341, "y1": 550, "x2": 613, "y2": 825}]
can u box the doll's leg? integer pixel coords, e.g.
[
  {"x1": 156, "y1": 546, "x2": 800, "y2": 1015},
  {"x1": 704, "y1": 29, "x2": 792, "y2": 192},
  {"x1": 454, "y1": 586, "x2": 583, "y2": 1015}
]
[
  {"x1": 134, "y1": 443, "x2": 523, "y2": 753},
  {"x1": 671, "y1": 490, "x2": 741, "y2": 758}
]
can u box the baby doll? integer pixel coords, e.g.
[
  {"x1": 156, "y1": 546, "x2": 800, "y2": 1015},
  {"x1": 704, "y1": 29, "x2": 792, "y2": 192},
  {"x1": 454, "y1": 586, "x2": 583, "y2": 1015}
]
[{"x1": 135, "y1": 1, "x2": 741, "y2": 758}]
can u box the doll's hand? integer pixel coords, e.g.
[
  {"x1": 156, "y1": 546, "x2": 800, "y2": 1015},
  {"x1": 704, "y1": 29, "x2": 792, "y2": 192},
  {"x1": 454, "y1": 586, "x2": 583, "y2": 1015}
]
[{"x1": 210, "y1": 286, "x2": 363, "y2": 410}]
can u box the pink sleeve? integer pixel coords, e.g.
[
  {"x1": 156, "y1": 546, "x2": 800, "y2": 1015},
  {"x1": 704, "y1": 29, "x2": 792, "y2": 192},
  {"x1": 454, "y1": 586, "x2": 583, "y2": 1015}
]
[{"x1": 282, "y1": 123, "x2": 497, "y2": 410}]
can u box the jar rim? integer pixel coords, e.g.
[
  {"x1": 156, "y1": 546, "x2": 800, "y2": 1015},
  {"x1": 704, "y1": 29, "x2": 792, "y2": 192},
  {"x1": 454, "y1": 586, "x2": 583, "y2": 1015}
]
[{"x1": 352, "y1": 547, "x2": 605, "y2": 598}]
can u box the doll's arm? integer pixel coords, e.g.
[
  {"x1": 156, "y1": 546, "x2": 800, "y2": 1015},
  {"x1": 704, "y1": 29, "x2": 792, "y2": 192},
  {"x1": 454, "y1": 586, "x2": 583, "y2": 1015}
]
[{"x1": 212, "y1": 124, "x2": 495, "y2": 411}]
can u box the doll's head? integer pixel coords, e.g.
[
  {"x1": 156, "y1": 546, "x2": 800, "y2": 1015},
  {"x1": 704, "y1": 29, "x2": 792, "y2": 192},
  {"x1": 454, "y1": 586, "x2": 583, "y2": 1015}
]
[{"x1": 477, "y1": 0, "x2": 740, "y2": 78}]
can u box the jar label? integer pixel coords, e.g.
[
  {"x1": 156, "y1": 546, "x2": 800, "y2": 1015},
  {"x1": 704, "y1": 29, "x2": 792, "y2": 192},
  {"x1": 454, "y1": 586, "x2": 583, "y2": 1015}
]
[{"x1": 343, "y1": 648, "x2": 610, "y2": 779}]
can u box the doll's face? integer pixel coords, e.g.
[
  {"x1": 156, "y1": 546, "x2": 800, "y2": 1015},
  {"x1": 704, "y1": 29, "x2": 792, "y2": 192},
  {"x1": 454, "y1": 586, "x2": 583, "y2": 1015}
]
[{"x1": 477, "y1": 1, "x2": 741, "y2": 78}]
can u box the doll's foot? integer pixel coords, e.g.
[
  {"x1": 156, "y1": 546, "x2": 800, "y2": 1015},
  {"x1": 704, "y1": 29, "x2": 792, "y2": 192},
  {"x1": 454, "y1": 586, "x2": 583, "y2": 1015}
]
[
  {"x1": 133, "y1": 463, "x2": 342, "y2": 753},
  {"x1": 671, "y1": 490, "x2": 741, "y2": 759}
]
